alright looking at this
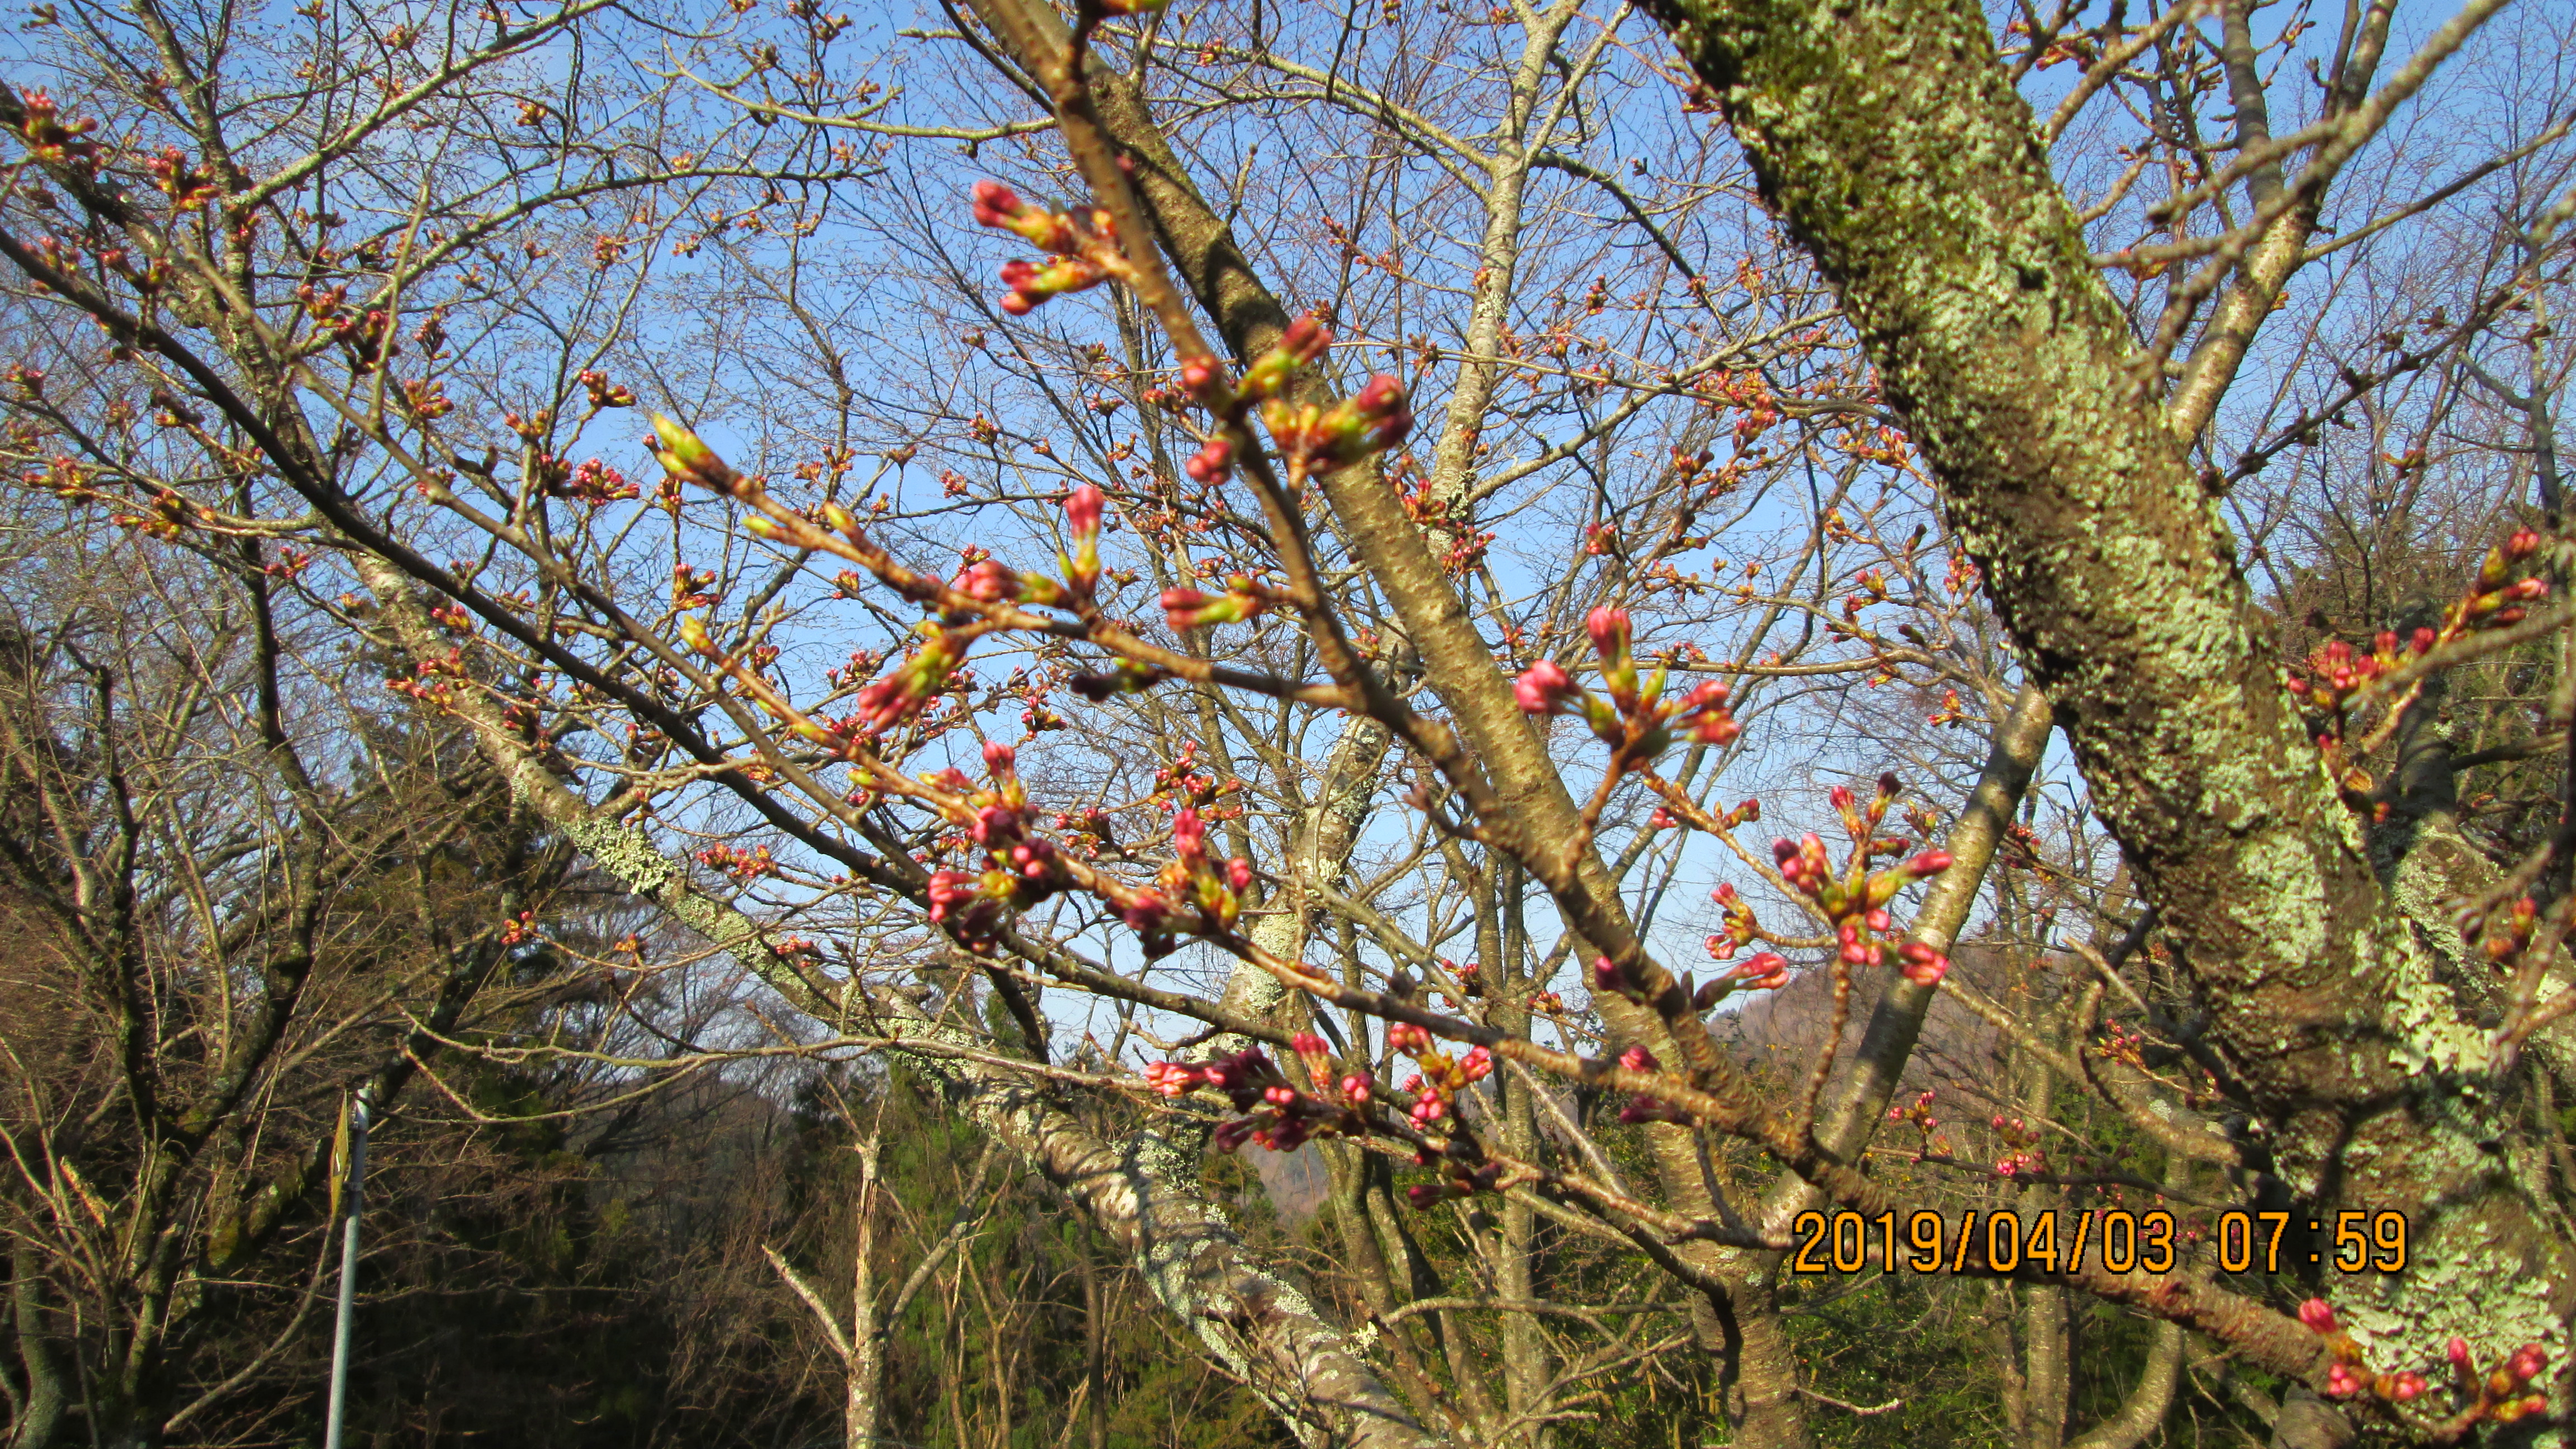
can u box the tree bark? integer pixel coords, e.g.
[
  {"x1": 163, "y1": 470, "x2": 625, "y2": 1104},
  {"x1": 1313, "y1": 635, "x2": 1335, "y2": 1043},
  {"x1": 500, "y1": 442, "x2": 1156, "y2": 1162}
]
[{"x1": 7, "y1": 1240, "x2": 66, "y2": 1449}]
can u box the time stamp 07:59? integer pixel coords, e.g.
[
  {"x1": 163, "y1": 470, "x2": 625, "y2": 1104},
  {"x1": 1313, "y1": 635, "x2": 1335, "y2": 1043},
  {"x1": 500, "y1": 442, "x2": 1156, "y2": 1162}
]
[{"x1": 1786, "y1": 1209, "x2": 2414, "y2": 1276}]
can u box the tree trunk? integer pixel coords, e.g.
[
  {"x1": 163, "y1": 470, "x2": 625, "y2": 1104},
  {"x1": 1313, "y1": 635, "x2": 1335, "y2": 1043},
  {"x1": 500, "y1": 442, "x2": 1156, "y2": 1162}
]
[{"x1": 7, "y1": 1241, "x2": 66, "y2": 1449}]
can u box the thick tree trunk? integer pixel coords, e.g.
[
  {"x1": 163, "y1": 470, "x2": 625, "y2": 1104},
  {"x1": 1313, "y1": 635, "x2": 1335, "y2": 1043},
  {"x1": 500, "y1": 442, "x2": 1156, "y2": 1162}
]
[{"x1": 7, "y1": 1242, "x2": 66, "y2": 1449}]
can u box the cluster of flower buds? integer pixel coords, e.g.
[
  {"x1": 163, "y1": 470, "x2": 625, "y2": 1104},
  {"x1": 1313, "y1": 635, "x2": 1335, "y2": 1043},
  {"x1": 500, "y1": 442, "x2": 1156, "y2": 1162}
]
[
  {"x1": 2470, "y1": 894, "x2": 2561, "y2": 971},
  {"x1": 1439, "y1": 959, "x2": 1482, "y2": 1006},
  {"x1": 2439, "y1": 1329, "x2": 2550, "y2": 1424},
  {"x1": 1706, "y1": 881, "x2": 1761, "y2": 960},
  {"x1": 1263, "y1": 373, "x2": 1414, "y2": 474},
  {"x1": 1887, "y1": 1089, "x2": 1952, "y2": 1158},
  {"x1": 2465, "y1": 527, "x2": 2551, "y2": 628},
  {"x1": 1615, "y1": 1044, "x2": 1697, "y2": 1124},
  {"x1": 2094, "y1": 1020, "x2": 2149, "y2": 1069},
  {"x1": 577, "y1": 369, "x2": 636, "y2": 409},
  {"x1": 851, "y1": 624, "x2": 966, "y2": 734},
  {"x1": 970, "y1": 182, "x2": 1123, "y2": 315},
  {"x1": 16, "y1": 89, "x2": 98, "y2": 168},
  {"x1": 2283, "y1": 631, "x2": 2418, "y2": 721},
  {"x1": 921, "y1": 742, "x2": 1068, "y2": 949},
  {"x1": 550, "y1": 458, "x2": 636, "y2": 506},
  {"x1": 2304, "y1": 1300, "x2": 2546, "y2": 1420},
  {"x1": 144, "y1": 144, "x2": 220, "y2": 208},
  {"x1": 1592, "y1": 944, "x2": 1791, "y2": 1017},
  {"x1": 1768, "y1": 775, "x2": 1954, "y2": 987},
  {"x1": 1144, "y1": 805, "x2": 1256, "y2": 937},
  {"x1": 1988, "y1": 1114, "x2": 2045, "y2": 1178},
  {"x1": 2286, "y1": 528, "x2": 2551, "y2": 744},
  {"x1": 384, "y1": 647, "x2": 465, "y2": 708},
  {"x1": 1160, "y1": 574, "x2": 1273, "y2": 632},
  {"x1": 1386, "y1": 1020, "x2": 1493, "y2": 1130},
  {"x1": 1513, "y1": 608, "x2": 1741, "y2": 766},
  {"x1": 694, "y1": 842, "x2": 779, "y2": 882},
  {"x1": 1144, "y1": 1034, "x2": 1367, "y2": 1154}
]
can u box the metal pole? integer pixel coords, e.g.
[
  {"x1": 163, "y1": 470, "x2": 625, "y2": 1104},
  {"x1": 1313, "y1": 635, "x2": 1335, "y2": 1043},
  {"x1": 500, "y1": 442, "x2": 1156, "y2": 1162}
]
[{"x1": 323, "y1": 1095, "x2": 370, "y2": 1449}]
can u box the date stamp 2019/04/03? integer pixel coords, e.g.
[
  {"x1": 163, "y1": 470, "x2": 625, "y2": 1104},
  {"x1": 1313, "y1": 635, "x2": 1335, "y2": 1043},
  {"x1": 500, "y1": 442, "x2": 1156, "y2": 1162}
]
[{"x1": 1786, "y1": 1209, "x2": 2413, "y2": 1276}]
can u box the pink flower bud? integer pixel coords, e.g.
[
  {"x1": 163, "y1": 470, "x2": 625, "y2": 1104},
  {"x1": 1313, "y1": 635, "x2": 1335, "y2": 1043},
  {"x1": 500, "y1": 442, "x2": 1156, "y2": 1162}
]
[
  {"x1": 1171, "y1": 807, "x2": 1205, "y2": 863},
  {"x1": 1291, "y1": 1031, "x2": 1328, "y2": 1057},
  {"x1": 1585, "y1": 605, "x2": 1631, "y2": 661},
  {"x1": 2389, "y1": 1372, "x2": 2426, "y2": 1401},
  {"x1": 1281, "y1": 315, "x2": 1330, "y2": 362},
  {"x1": 1460, "y1": 1045, "x2": 1491, "y2": 1082},
  {"x1": 2449, "y1": 1337, "x2": 2474, "y2": 1374},
  {"x1": 958, "y1": 558, "x2": 1022, "y2": 602},
  {"x1": 1341, "y1": 1072, "x2": 1373, "y2": 1102},
  {"x1": 1353, "y1": 373, "x2": 1405, "y2": 414},
  {"x1": 1227, "y1": 857, "x2": 1254, "y2": 893},
  {"x1": 982, "y1": 740, "x2": 1016, "y2": 774},
  {"x1": 969, "y1": 180, "x2": 1020, "y2": 225},
  {"x1": 1179, "y1": 355, "x2": 1227, "y2": 401},
  {"x1": 1066, "y1": 484, "x2": 1103, "y2": 539},
  {"x1": 1905, "y1": 850, "x2": 1954, "y2": 877},
  {"x1": 2296, "y1": 1299, "x2": 2337, "y2": 1334},
  {"x1": 1183, "y1": 438, "x2": 1232, "y2": 484},
  {"x1": 1895, "y1": 943, "x2": 1948, "y2": 986},
  {"x1": 1619, "y1": 1044, "x2": 1659, "y2": 1073},
  {"x1": 2324, "y1": 1363, "x2": 2359, "y2": 1399},
  {"x1": 2509, "y1": 1343, "x2": 2549, "y2": 1384},
  {"x1": 1514, "y1": 658, "x2": 1578, "y2": 714}
]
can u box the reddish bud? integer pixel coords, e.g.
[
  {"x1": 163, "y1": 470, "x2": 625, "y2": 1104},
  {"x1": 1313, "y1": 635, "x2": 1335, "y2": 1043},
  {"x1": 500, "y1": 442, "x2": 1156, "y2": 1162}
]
[
  {"x1": 1585, "y1": 605, "x2": 1631, "y2": 661},
  {"x1": 1066, "y1": 483, "x2": 1104, "y2": 539},
  {"x1": 1895, "y1": 942, "x2": 1948, "y2": 986},
  {"x1": 1515, "y1": 658, "x2": 1580, "y2": 714},
  {"x1": 2296, "y1": 1299, "x2": 2337, "y2": 1334},
  {"x1": 1183, "y1": 437, "x2": 1232, "y2": 484}
]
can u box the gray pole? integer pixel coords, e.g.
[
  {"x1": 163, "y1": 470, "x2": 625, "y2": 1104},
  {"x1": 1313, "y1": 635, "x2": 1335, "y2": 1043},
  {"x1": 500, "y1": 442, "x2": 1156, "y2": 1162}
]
[{"x1": 323, "y1": 1095, "x2": 370, "y2": 1449}]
